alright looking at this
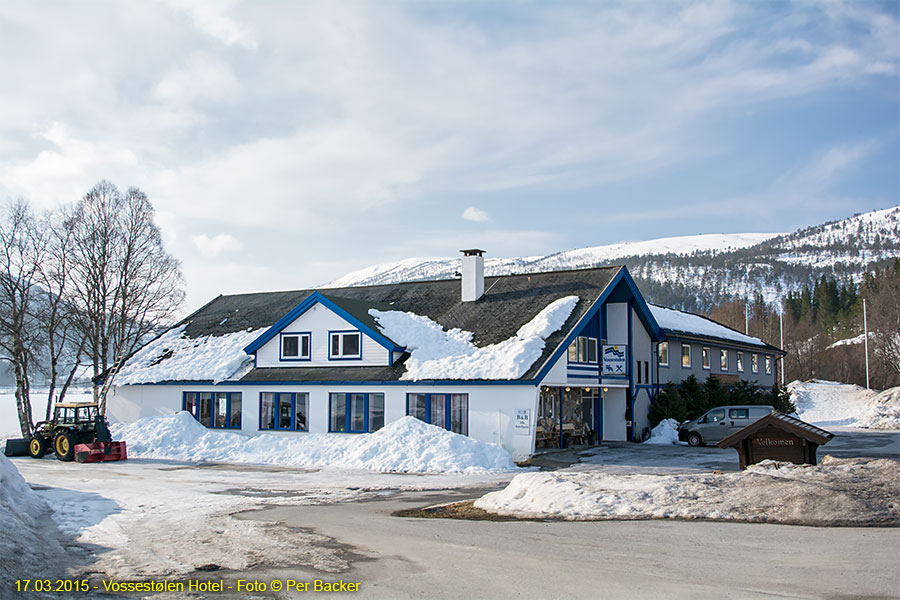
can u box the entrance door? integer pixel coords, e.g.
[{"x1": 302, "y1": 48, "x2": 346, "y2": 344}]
[{"x1": 602, "y1": 388, "x2": 627, "y2": 441}]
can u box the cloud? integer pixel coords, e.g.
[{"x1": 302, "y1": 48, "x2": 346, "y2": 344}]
[
  {"x1": 191, "y1": 232, "x2": 243, "y2": 258},
  {"x1": 158, "y1": 0, "x2": 258, "y2": 49},
  {"x1": 462, "y1": 207, "x2": 490, "y2": 222},
  {"x1": 153, "y1": 54, "x2": 241, "y2": 107}
]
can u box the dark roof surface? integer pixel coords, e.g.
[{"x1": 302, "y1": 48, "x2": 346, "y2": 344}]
[{"x1": 179, "y1": 266, "x2": 623, "y2": 381}]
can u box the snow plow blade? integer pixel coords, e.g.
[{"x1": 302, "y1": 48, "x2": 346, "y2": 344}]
[
  {"x1": 74, "y1": 441, "x2": 127, "y2": 463},
  {"x1": 4, "y1": 438, "x2": 29, "y2": 457}
]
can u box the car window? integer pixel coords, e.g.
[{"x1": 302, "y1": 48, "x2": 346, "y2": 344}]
[
  {"x1": 707, "y1": 409, "x2": 726, "y2": 422},
  {"x1": 729, "y1": 408, "x2": 749, "y2": 419}
]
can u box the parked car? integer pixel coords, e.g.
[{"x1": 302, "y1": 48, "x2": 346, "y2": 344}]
[{"x1": 678, "y1": 405, "x2": 774, "y2": 446}]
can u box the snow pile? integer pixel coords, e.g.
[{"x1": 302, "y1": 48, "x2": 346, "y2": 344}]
[
  {"x1": 790, "y1": 380, "x2": 876, "y2": 427},
  {"x1": 474, "y1": 456, "x2": 900, "y2": 525},
  {"x1": 112, "y1": 413, "x2": 518, "y2": 473},
  {"x1": 0, "y1": 455, "x2": 64, "y2": 596},
  {"x1": 856, "y1": 387, "x2": 900, "y2": 429},
  {"x1": 649, "y1": 304, "x2": 766, "y2": 347},
  {"x1": 115, "y1": 325, "x2": 267, "y2": 385},
  {"x1": 645, "y1": 419, "x2": 680, "y2": 445},
  {"x1": 369, "y1": 296, "x2": 579, "y2": 380}
]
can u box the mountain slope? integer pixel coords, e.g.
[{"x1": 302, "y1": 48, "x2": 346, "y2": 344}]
[{"x1": 326, "y1": 206, "x2": 900, "y2": 312}]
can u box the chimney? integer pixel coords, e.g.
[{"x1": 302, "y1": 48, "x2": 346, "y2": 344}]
[{"x1": 460, "y1": 249, "x2": 485, "y2": 302}]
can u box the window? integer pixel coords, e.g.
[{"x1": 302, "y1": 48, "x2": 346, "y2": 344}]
[
  {"x1": 260, "y1": 392, "x2": 308, "y2": 431},
  {"x1": 737, "y1": 352, "x2": 744, "y2": 372},
  {"x1": 702, "y1": 347, "x2": 710, "y2": 370},
  {"x1": 329, "y1": 331, "x2": 361, "y2": 360},
  {"x1": 644, "y1": 361, "x2": 650, "y2": 384},
  {"x1": 720, "y1": 349, "x2": 728, "y2": 371},
  {"x1": 636, "y1": 361, "x2": 641, "y2": 383},
  {"x1": 183, "y1": 392, "x2": 241, "y2": 429},
  {"x1": 568, "y1": 336, "x2": 598, "y2": 364},
  {"x1": 329, "y1": 393, "x2": 384, "y2": 432},
  {"x1": 280, "y1": 333, "x2": 311, "y2": 361},
  {"x1": 751, "y1": 353, "x2": 759, "y2": 374},
  {"x1": 729, "y1": 408, "x2": 749, "y2": 419},
  {"x1": 407, "y1": 393, "x2": 468, "y2": 435},
  {"x1": 705, "y1": 409, "x2": 726, "y2": 423},
  {"x1": 682, "y1": 344, "x2": 691, "y2": 368},
  {"x1": 765, "y1": 355, "x2": 772, "y2": 375},
  {"x1": 658, "y1": 342, "x2": 668, "y2": 367}
]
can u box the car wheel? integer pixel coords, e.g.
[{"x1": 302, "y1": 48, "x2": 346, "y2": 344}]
[
  {"x1": 54, "y1": 432, "x2": 75, "y2": 461},
  {"x1": 28, "y1": 437, "x2": 47, "y2": 459},
  {"x1": 687, "y1": 432, "x2": 703, "y2": 447}
]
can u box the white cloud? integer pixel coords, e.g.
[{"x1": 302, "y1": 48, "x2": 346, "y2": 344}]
[
  {"x1": 191, "y1": 233, "x2": 243, "y2": 258},
  {"x1": 462, "y1": 207, "x2": 490, "y2": 222},
  {"x1": 153, "y1": 54, "x2": 241, "y2": 107},
  {"x1": 158, "y1": 0, "x2": 258, "y2": 49}
]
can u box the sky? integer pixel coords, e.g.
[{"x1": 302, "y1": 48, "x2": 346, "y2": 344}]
[{"x1": 0, "y1": 1, "x2": 897, "y2": 314}]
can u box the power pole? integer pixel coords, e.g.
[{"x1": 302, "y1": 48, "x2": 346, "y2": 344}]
[
  {"x1": 779, "y1": 309, "x2": 785, "y2": 386},
  {"x1": 863, "y1": 298, "x2": 870, "y2": 390},
  {"x1": 745, "y1": 302, "x2": 749, "y2": 335}
]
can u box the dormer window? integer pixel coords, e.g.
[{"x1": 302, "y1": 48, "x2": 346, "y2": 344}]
[
  {"x1": 329, "y1": 330, "x2": 361, "y2": 360},
  {"x1": 280, "y1": 333, "x2": 311, "y2": 361}
]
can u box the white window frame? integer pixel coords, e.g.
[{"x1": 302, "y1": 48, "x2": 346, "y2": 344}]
[
  {"x1": 737, "y1": 351, "x2": 744, "y2": 373},
  {"x1": 280, "y1": 332, "x2": 311, "y2": 361},
  {"x1": 658, "y1": 341, "x2": 669, "y2": 367},
  {"x1": 702, "y1": 347, "x2": 710, "y2": 370},
  {"x1": 720, "y1": 349, "x2": 728, "y2": 371},
  {"x1": 765, "y1": 355, "x2": 772, "y2": 375},
  {"x1": 329, "y1": 330, "x2": 362, "y2": 360},
  {"x1": 568, "y1": 336, "x2": 598, "y2": 364},
  {"x1": 751, "y1": 353, "x2": 759, "y2": 374},
  {"x1": 681, "y1": 344, "x2": 691, "y2": 368}
]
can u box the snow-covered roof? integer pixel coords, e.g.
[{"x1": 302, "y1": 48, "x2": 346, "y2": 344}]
[
  {"x1": 115, "y1": 266, "x2": 627, "y2": 383},
  {"x1": 649, "y1": 304, "x2": 776, "y2": 350}
]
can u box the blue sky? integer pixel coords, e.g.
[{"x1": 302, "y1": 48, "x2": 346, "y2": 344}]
[{"x1": 0, "y1": 1, "x2": 897, "y2": 313}]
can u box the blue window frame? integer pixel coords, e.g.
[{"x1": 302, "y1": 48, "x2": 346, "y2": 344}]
[
  {"x1": 328, "y1": 392, "x2": 384, "y2": 433},
  {"x1": 328, "y1": 330, "x2": 362, "y2": 360},
  {"x1": 183, "y1": 391, "x2": 242, "y2": 429},
  {"x1": 406, "y1": 393, "x2": 468, "y2": 436},
  {"x1": 260, "y1": 392, "x2": 309, "y2": 431},
  {"x1": 280, "y1": 332, "x2": 311, "y2": 361},
  {"x1": 567, "y1": 336, "x2": 598, "y2": 364}
]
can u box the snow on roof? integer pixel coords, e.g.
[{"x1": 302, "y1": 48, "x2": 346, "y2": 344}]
[
  {"x1": 649, "y1": 304, "x2": 769, "y2": 348},
  {"x1": 369, "y1": 296, "x2": 579, "y2": 380},
  {"x1": 115, "y1": 325, "x2": 267, "y2": 384},
  {"x1": 111, "y1": 412, "x2": 519, "y2": 473}
]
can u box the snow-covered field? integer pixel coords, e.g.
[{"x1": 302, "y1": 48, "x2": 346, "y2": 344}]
[
  {"x1": 112, "y1": 412, "x2": 519, "y2": 473},
  {"x1": 475, "y1": 456, "x2": 900, "y2": 525},
  {"x1": 791, "y1": 379, "x2": 900, "y2": 429}
]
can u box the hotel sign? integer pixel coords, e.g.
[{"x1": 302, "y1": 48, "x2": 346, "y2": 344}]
[{"x1": 602, "y1": 345, "x2": 627, "y2": 376}]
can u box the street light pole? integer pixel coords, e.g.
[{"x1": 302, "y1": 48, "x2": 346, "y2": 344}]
[{"x1": 863, "y1": 298, "x2": 870, "y2": 390}]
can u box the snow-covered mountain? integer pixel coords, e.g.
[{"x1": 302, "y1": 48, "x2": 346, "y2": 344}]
[{"x1": 326, "y1": 206, "x2": 900, "y2": 311}]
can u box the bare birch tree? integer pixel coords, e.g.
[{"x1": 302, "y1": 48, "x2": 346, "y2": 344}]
[
  {"x1": 68, "y1": 181, "x2": 184, "y2": 405},
  {"x1": 0, "y1": 200, "x2": 46, "y2": 437}
]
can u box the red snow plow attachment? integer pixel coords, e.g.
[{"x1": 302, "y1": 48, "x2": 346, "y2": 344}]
[{"x1": 74, "y1": 440, "x2": 127, "y2": 463}]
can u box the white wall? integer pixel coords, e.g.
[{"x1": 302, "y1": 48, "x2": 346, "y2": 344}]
[
  {"x1": 255, "y1": 302, "x2": 390, "y2": 368},
  {"x1": 606, "y1": 303, "x2": 628, "y2": 344},
  {"x1": 110, "y1": 383, "x2": 540, "y2": 461}
]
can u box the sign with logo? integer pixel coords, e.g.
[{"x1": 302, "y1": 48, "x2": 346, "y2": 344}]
[
  {"x1": 515, "y1": 409, "x2": 530, "y2": 433},
  {"x1": 602, "y1": 345, "x2": 627, "y2": 376}
]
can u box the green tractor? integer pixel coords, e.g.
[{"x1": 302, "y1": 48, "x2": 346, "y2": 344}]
[{"x1": 26, "y1": 402, "x2": 126, "y2": 462}]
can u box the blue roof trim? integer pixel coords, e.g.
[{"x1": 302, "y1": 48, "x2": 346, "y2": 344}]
[
  {"x1": 242, "y1": 291, "x2": 404, "y2": 355},
  {"x1": 533, "y1": 267, "x2": 663, "y2": 384},
  {"x1": 121, "y1": 379, "x2": 536, "y2": 387}
]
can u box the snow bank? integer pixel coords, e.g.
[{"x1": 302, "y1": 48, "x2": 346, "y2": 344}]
[
  {"x1": 649, "y1": 304, "x2": 767, "y2": 347},
  {"x1": 645, "y1": 419, "x2": 680, "y2": 445},
  {"x1": 115, "y1": 325, "x2": 267, "y2": 384},
  {"x1": 369, "y1": 296, "x2": 579, "y2": 380},
  {"x1": 0, "y1": 455, "x2": 65, "y2": 596},
  {"x1": 474, "y1": 456, "x2": 900, "y2": 526},
  {"x1": 789, "y1": 379, "x2": 900, "y2": 429},
  {"x1": 857, "y1": 387, "x2": 900, "y2": 429},
  {"x1": 111, "y1": 413, "x2": 518, "y2": 473}
]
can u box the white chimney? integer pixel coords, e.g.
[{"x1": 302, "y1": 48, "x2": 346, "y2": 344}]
[{"x1": 460, "y1": 249, "x2": 485, "y2": 302}]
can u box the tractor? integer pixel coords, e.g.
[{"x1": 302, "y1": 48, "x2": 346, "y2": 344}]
[{"x1": 25, "y1": 402, "x2": 127, "y2": 463}]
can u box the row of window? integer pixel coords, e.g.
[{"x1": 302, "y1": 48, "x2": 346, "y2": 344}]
[
  {"x1": 657, "y1": 342, "x2": 772, "y2": 374},
  {"x1": 182, "y1": 391, "x2": 469, "y2": 435},
  {"x1": 279, "y1": 330, "x2": 362, "y2": 361},
  {"x1": 567, "y1": 336, "x2": 599, "y2": 364}
]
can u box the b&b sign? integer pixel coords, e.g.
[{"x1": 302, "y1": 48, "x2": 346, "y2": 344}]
[{"x1": 602, "y1": 345, "x2": 627, "y2": 375}]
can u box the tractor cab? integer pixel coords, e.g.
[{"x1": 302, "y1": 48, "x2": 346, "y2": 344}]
[{"x1": 27, "y1": 401, "x2": 124, "y2": 462}]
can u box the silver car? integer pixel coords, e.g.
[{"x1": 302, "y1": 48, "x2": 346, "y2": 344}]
[{"x1": 678, "y1": 405, "x2": 774, "y2": 446}]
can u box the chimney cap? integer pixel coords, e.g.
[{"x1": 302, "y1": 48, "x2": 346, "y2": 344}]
[{"x1": 460, "y1": 249, "x2": 485, "y2": 256}]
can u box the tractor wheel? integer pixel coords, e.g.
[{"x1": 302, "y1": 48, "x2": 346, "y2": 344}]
[
  {"x1": 54, "y1": 432, "x2": 75, "y2": 461},
  {"x1": 28, "y1": 436, "x2": 47, "y2": 459}
]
